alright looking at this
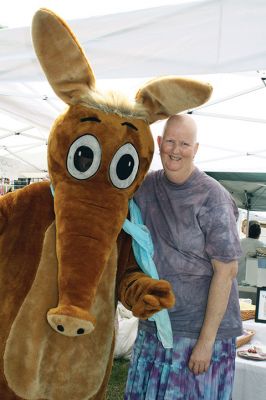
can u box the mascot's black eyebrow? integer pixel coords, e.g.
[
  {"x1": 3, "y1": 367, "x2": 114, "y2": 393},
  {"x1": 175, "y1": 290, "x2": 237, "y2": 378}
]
[
  {"x1": 121, "y1": 122, "x2": 138, "y2": 131},
  {"x1": 80, "y1": 117, "x2": 138, "y2": 131},
  {"x1": 80, "y1": 117, "x2": 101, "y2": 123},
  {"x1": 80, "y1": 118, "x2": 138, "y2": 131}
]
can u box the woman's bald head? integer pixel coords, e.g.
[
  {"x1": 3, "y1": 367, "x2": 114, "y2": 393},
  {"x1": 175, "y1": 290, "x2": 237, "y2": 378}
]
[{"x1": 162, "y1": 114, "x2": 198, "y2": 143}]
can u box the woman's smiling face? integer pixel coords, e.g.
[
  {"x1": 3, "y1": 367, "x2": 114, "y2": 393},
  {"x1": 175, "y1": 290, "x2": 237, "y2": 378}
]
[{"x1": 157, "y1": 115, "x2": 199, "y2": 184}]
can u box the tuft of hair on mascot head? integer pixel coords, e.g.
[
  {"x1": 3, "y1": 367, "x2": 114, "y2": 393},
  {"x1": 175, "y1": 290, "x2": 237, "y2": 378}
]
[{"x1": 0, "y1": 8, "x2": 212, "y2": 400}]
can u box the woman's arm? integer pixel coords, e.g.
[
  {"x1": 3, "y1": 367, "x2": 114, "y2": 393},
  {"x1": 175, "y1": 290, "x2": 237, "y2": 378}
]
[{"x1": 188, "y1": 259, "x2": 238, "y2": 375}]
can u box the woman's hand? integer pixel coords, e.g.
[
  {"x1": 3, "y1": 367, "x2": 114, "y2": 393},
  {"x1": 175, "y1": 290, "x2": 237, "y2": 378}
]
[{"x1": 188, "y1": 338, "x2": 214, "y2": 375}]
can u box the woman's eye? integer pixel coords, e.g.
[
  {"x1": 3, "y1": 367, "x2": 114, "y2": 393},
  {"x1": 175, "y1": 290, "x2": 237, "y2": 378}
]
[
  {"x1": 67, "y1": 134, "x2": 101, "y2": 180},
  {"x1": 109, "y1": 143, "x2": 139, "y2": 189}
]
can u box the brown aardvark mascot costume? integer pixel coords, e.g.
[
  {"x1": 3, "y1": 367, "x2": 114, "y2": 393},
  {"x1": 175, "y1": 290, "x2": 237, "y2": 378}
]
[{"x1": 0, "y1": 8, "x2": 212, "y2": 400}]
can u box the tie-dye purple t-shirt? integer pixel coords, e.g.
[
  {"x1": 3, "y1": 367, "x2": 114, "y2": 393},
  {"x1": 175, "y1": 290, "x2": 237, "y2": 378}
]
[{"x1": 134, "y1": 167, "x2": 242, "y2": 339}]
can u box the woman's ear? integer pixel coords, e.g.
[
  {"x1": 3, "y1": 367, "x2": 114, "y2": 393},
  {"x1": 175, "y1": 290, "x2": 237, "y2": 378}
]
[
  {"x1": 157, "y1": 136, "x2": 163, "y2": 148},
  {"x1": 193, "y1": 142, "x2": 199, "y2": 159}
]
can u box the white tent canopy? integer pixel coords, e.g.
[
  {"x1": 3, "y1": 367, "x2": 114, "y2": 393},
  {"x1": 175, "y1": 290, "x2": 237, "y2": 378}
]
[
  {"x1": 0, "y1": 0, "x2": 266, "y2": 177},
  {"x1": 1, "y1": 0, "x2": 266, "y2": 79}
]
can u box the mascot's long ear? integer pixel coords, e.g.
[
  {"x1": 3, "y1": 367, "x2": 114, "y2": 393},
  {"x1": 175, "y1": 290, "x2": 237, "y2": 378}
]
[
  {"x1": 135, "y1": 76, "x2": 212, "y2": 124},
  {"x1": 32, "y1": 8, "x2": 95, "y2": 105}
]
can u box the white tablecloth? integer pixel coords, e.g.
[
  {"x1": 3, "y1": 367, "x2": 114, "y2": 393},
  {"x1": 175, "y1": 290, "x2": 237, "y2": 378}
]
[{"x1": 233, "y1": 320, "x2": 266, "y2": 400}]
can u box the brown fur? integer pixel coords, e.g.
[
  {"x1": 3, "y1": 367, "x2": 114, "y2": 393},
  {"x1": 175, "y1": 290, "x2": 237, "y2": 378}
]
[
  {"x1": 0, "y1": 8, "x2": 212, "y2": 400},
  {"x1": 136, "y1": 76, "x2": 212, "y2": 123},
  {"x1": 4, "y1": 222, "x2": 117, "y2": 399},
  {"x1": 0, "y1": 182, "x2": 54, "y2": 399}
]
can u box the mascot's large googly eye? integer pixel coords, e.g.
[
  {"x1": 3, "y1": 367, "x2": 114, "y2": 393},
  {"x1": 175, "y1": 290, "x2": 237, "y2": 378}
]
[
  {"x1": 109, "y1": 143, "x2": 139, "y2": 189},
  {"x1": 67, "y1": 135, "x2": 101, "y2": 180}
]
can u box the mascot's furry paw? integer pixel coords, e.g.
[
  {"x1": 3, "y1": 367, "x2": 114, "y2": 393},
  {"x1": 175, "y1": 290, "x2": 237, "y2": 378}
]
[{"x1": 121, "y1": 274, "x2": 175, "y2": 319}]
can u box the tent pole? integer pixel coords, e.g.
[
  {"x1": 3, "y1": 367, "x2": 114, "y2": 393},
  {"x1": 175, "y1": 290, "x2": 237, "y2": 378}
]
[
  {"x1": 246, "y1": 209, "x2": 250, "y2": 238},
  {"x1": 192, "y1": 84, "x2": 265, "y2": 111},
  {"x1": 244, "y1": 190, "x2": 252, "y2": 238}
]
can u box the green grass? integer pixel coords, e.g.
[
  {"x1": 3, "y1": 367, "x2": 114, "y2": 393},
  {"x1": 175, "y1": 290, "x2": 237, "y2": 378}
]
[{"x1": 106, "y1": 359, "x2": 130, "y2": 400}]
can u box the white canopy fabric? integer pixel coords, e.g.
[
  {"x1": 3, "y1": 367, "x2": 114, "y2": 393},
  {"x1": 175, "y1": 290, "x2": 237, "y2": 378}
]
[
  {"x1": 0, "y1": 0, "x2": 266, "y2": 177},
  {"x1": 1, "y1": 0, "x2": 266, "y2": 80}
]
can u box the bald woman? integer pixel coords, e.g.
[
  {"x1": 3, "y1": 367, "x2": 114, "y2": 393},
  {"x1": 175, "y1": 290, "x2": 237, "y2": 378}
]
[{"x1": 120, "y1": 114, "x2": 242, "y2": 400}]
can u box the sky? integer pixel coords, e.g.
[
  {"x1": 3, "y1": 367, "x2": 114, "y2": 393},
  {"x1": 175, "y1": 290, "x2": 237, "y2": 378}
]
[{"x1": 1, "y1": 0, "x2": 185, "y2": 28}]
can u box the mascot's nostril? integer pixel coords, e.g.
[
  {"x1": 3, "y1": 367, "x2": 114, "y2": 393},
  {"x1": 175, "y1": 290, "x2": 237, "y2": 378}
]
[
  {"x1": 57, "y1": 325, "x2": 64, "y2": 332},
  {"x1": 47, "y1": 308, "x2": 95, "y2": 336}
]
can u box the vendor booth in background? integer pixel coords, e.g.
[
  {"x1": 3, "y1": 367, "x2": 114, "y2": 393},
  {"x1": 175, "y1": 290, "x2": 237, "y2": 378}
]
[
  {"x1": 245, "y1": 248, "x2": 266, "y2": 287},
  {"x1": 14, "y1": 178, "x2": 30, "y2": 190},
  {"x1": 206, "y1": 172, "x2": 266, "y2": 304},
  {"x1": 0, "y1": 173, "x2": 49, "y2": 194},
  {"x1": 233, "y1": 293, "x2": 266, "y2": 400}
]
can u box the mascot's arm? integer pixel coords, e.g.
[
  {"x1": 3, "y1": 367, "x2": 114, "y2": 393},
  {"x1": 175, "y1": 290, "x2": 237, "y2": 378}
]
[
  {"x1": 0, "y1": 181, "x2": 55, "y2": 287},
  {"x1": 116, "y1": 231, "x2": 175, "y2": 320},
  {"x1": 0, "y1": 181, "x2": 54, "y2": 234},
  {"x1": 0, "y1": 181, "x2": 55, "y2": 399}
]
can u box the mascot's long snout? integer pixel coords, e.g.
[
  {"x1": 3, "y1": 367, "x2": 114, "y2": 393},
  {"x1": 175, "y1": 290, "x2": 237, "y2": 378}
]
[{"x1": 47, "y1": 183, "x2": 128, "y2": 337}]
